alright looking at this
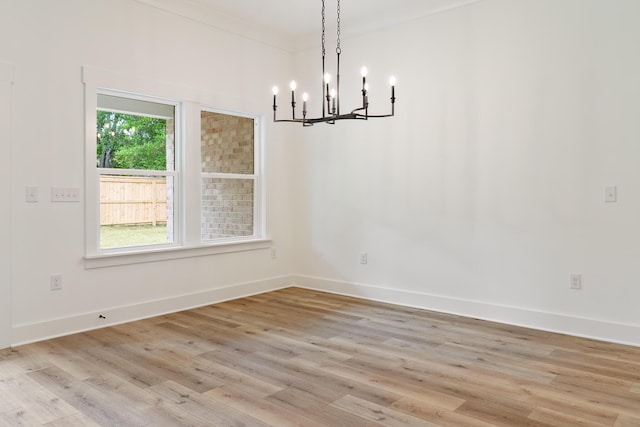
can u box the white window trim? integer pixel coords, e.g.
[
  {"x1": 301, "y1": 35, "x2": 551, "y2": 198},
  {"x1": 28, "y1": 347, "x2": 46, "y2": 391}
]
[
  {"x1": 84, "y1": 238, "x2": 272, "y2": 269},
  {"x1": 82, "y1": 66, "x2": 269, "y2": 268},
  {"x1": 95, "y1": 90, "x2": 183, "y2": 255}
]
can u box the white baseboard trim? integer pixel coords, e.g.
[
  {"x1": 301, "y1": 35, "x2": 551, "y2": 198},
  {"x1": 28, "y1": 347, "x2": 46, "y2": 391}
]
[
  {"x1": 292, "y1": 275, "x2": 640, "y2": 348},
  {"x1": 12, "y1": 275, "x2": 294, "y2": 347},
  {"x1": 14, "y1": 274, "x2": 640, "y2": 349}
]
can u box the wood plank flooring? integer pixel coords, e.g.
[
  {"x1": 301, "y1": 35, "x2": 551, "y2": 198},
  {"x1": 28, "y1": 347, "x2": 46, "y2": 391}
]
[{"x1": 1, "y1": 287, "x2": 639, "y2": 426}]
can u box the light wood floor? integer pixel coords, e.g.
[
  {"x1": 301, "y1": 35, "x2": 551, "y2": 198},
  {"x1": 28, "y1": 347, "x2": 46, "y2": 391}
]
[{"x1": 1, "y1": 288, "x2": 639, "y2": 426}]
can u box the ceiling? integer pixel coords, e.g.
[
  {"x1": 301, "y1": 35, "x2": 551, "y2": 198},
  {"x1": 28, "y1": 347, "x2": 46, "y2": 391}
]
[{"x1": 136, "y1": 0, "x2": 482, "y2": 51}]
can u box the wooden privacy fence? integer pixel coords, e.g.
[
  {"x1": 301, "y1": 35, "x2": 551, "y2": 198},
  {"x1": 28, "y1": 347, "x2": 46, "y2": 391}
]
[{"x1": 100, "y1": 176, "x2": 167, "y2": 226}]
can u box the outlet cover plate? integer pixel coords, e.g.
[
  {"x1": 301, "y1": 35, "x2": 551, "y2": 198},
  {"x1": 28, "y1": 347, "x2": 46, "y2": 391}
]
[
  {"x1": 570, "y1": 274, "x2": 582, "y2": 290},
  {"x1": 605, "y1": 186, "x2": 617, "y2": 203},
  {"x1": 50, "y1": 274, "x2": 62, "y2": 291}
]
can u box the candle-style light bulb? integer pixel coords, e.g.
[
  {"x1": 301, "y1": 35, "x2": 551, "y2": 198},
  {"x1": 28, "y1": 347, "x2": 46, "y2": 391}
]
[
  {"x1": 289, "y1": 80, "x2": 297, "y2": 114},
  {"x1": 389, "y1": 76, "x2": 396, "y2": 103},
  {"x1": 361, "y1": 66, "x2": 368, "y2": 95},
  {"x1": 272, "y1": 86, "x2": 278, "y2": 110},
  {"x1": 363, "y1": 83, "x2": 369, "y2": 108},
  {"x1": 324, "y1": 73, "x2": 332, "y2": 108},
  {"x1": 289, "y1": 81, "x2": 297, "y2": 118},
  {"x1": 324, "y1": 72, "x2": 332, "y2": 109},
  {"x1": 302, "y1": 92, "x2": 309, "y2": 116},
  {"x1": 330, "y1": 88, "x2": 336, "y2": 113}
]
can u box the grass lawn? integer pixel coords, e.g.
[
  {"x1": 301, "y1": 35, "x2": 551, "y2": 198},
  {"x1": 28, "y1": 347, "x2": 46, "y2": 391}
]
[{"x1": 100, "y1": 224, "x2": 169, "y2": 248}]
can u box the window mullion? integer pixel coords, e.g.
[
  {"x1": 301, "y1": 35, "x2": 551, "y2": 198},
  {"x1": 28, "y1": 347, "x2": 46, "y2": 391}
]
[
  {"x1": 201, "y1": 172, "x2": 256, "y2": 180},
  {"x1": 182, "y1": 102, "x2": 203, "y2": 246},
  {"x1": 98, "y1": 168, "x2": 178, "y2": 177}
]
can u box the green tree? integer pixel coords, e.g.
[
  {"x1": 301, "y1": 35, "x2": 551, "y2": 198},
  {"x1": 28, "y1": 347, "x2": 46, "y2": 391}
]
[{"x1": 96, "y1": 111, "x2": 167, "y2": 170}]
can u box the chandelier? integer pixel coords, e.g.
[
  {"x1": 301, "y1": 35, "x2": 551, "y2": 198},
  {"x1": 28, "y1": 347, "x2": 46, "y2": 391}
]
[{"x1": 271, "y1": 0, "x2": 396, "y2": 126}]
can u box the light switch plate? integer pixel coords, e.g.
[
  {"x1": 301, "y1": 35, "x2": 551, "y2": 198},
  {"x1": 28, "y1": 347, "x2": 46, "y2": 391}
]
[
  {"x1": 25, "y1": 186, "x2": 38, "y2": 202},
  {"x1": 51, "y1": 187, "x2": 80, "y2": 202},
  {"x1": 605, "y1": 186, "x2": 617, "y2": 203}
]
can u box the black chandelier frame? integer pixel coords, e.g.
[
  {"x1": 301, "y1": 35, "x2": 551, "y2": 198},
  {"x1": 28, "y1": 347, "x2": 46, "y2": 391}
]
[{"x1": 272, "y1": 0, "x2": 396, "y2": 126}]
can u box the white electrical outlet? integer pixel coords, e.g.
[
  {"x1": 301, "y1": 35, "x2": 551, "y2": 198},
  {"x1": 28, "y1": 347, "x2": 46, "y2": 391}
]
[
  {"x1": 50, "y1": 274, "x2": 62, "y2": 291},
  {"x1": 570, "y1": 274, "x2": 582, "y2": 290},
  {"x1": 360, "y1": 252, "x2": 368, "y2": 264},
  {"x1": 270, "y1": 247, "x2": 277, "y2": 259}
]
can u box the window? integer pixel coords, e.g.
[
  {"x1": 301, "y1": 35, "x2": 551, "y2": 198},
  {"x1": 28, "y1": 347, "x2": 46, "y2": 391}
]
[
  {"x1": 201, "y1": 110, "x2": 257, "y2": 241},
  {"x1": 82, "y1": 66, "x2": 268, "y2": 265},
  {"x1": 96, "y1": 93, "x2": 179, "y2": 250}
]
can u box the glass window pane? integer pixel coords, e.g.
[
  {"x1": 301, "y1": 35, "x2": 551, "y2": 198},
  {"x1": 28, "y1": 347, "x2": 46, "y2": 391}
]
[
  {"x1": 202, "y1": 178, "x2": 254, "y2": 240},
  {"x1": 201, "y1": 111, "x2": 254, "y2": 174},
  {"x1": 97, "y1": 94, "x2": 175, "y2": 171},
  {"x1": 99, "y1": 174, "x2": 174, "y2": 248}
]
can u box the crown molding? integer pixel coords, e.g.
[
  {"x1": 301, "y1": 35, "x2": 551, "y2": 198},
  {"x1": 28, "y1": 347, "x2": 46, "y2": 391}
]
[
  {"x1": 132, "y1": 0, "x2": 296, "y2": 52},
  {"x1": 133, "y1": 0, "x2": 482, "y2": 53}
]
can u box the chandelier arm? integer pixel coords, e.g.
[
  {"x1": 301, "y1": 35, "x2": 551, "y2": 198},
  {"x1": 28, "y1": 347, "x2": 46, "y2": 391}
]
[
  {"x1": 349, "y1": 107, "x2": 395, "y2": 118},
  {"x1": 274, "y1": 119, "x2": 304, "y2": 124},
  {"x1": 301, "y1": 113, "x2": 366, "y2": 124},
  {"x1": 355, "y1": 113, "x2": 394, "y2": 119},
  {"x1": 350, "y1": 96, "x2": 396, "y2": 118}
]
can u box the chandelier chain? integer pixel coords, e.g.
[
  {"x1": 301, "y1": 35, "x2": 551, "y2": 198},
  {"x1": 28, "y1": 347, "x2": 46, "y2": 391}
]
[
  {"x1": 336, "y1": 0, "x2": 341, "y2": 54},
  {"x1": 321, "y1": 0, "x2": 326, "y2": 58}
]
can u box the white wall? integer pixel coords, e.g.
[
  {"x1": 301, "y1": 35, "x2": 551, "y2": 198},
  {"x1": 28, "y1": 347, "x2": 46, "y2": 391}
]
[
  {"x1": 0, "y1": 0, "x2": 295, "y2": 345},
  {"x1": 292, "y1": 0, "x2": 640, "y2": 346},
  {"x1": 0, "y1": 63, "x2": 13, "y2": 349}
]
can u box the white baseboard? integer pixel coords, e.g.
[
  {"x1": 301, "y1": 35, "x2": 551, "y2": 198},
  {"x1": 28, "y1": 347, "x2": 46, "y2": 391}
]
[
  {"x1": 14, "y1": 274, "x2": 640, "y2": 349},
  {"x1": 292, "y1": 275, "x2": 640, "y2": 348},
  {"x1": 12, "y1": 275, "x2": 294, "y2": 347}
]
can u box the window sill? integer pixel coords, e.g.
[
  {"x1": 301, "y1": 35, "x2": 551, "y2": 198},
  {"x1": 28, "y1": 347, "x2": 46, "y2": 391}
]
[{"x1": 84, "y1": 238, "x2": 272, "y2": 269}]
